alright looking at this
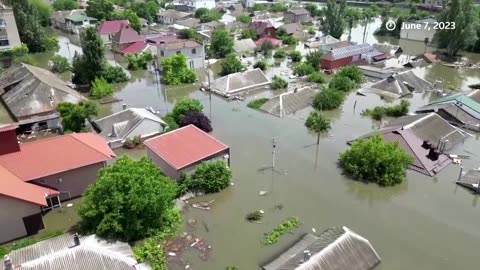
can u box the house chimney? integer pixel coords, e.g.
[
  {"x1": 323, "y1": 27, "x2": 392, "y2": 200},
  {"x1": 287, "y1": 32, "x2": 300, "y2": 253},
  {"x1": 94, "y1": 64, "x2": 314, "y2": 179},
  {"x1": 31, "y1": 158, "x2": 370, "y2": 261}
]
[
  {"x1": 73, "y1": 233, "x2": 80, "y2": 246},
  {"x1": 428, "y1": 147, "x2": 439, "y2": 161},
  {"x1": 303, "y1": 250, "x2": 311, "y2": 262},
  {"x1": 122, "y1": 103, "x2": 127, "y2": 110},
  {"x1": 0, "y1": 125, "x2": 20, "y2": 156},
  {"x1": 4, "y1": 255, "x2": 13, "y2": 270},
  {"x1": 421, "y1": 140, "x2": 431, "y2": 149}
]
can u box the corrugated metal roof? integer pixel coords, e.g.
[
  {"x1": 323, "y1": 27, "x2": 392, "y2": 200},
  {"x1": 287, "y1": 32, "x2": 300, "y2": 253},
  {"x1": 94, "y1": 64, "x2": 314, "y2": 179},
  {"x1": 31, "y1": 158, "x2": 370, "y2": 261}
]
[
  {"x1": 0, "y1": 234, "x2": 139, "y2": 270},
  {"x1": 263, "y1": 226, "x2": 381, "y2": 270},
  {"x1": 322, "y1": 43, "x2": 373, "y2": 61},
  {"x1": 211, "y1": 68, "x2": 271, "y2": 96}
]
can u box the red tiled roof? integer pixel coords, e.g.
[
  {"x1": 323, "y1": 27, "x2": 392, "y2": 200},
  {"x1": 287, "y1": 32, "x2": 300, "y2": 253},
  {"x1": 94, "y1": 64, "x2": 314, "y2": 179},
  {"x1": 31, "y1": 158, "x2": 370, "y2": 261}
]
[
  {"x1": 145, "y1": 125, "x2": 229, "y2": 170},
  {"x1": 0, "y1": 165, "x2": 59, "y2": 206},
  {"x1": 122, "y1": 41, "x2": 148, "y2": 54},
  {"x1": 256, "y1": 37, "x2": 281, "y2": 47},
  {"x1": 0, "y1": 133, "x2": 116, "y2": 181},
  {"x1": 0, "y1": 124, "x2": 17, "y2": 132},
  {"x1": 97, "y1": 20, "x2": 130, "y2": 35},
  {"x1": 112, "y1": 25, "x2": 144, "y2": 44}
]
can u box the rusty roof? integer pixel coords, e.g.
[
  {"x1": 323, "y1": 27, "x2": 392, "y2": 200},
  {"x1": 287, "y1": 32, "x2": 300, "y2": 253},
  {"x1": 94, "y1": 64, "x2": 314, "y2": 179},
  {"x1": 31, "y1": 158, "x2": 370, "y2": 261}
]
[
  {"x1": 112, "y1": 25, "x2": 144, "y2": 44},
  {"x1": 163, "y1": 39, "x2": 202, "y2": 50},
  {"x1": 145, "y1": 125, "x2": 228, "y2": 170},
  {"x1": 0, "y1": 133, "x2": 116, "y2": 181}
]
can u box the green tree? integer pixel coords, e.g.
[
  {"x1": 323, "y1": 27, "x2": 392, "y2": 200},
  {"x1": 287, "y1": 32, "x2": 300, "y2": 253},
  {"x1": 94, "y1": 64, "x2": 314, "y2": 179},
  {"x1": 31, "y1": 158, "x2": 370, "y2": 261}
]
[
  {"x1": 12, "y1": 0, "x2": 48, "y2": 53},
  {"x1": 313, "y1": 87, "x2": 345, "y2": 110},
  {"x1": 280, "y1": 35, "x2": 297, "y2": 45},
  {"x1": 112, "y1": 9, "x2": 142, "y2": 32},
  {"x1": 305, "y1": 3, "x2": 319, "y2": 17},
  {"x1": 328, "y1": 75, "x2": 355, "y2": 92},
  {"x1": 132, "y1": 0, "x2": 160, "y2": 22},
  {"x1": 199, "y1": 10, "x2": 222, "y2": 23},
  {"x1": 271, "y1": 75, "x2": 288, "y2": 90},
  {"x1": 346, "y1": 8, "x2": 362, "y2": 38},
  {"x1": 240, "y1": 28, "x2": 258, "y2": 40},
  {"x1": 90, "y1": 77, "x2": 114, "y2": 99},
  {"x1": 307, "y1": 72, "x2": 325, "y2": 84},
  {"x1": 57, "y1": 101, "x2": 99, "y2": 132},
  {"x1": 293, "y1": 63, "x2": 315, "y2": 76},
  {"x1": 252, "y1": 3, "x2": 267, "y2": 11},
  {"x1": 171, "y1": 98, "x2": 203, "y2": 123},
  {"x1": 160, "y1": 53, "x2": 196, "y2": 85},
  {"x1": 221, "y1": 53, "x2": 243, "y2": 75},
  {"x1": 86, "y1": 0, "x2": 114, "y2": 20},
  {"x1": 52, "y1": 0, "x2": 79, "y2": 10},
  {"x1": 126, "y1": 52, "x2": 153, "y2": 70},
  {"x1": 269, "y1": 3, "x2": 287, "y2": 12},
  {"x1": 210, "y1": 29, "x2": 234, "y2": 58},
  {"x1": 51, "y1": 55, "x2": 71, "y2": 73},
  {"x1": 32, "y1": 0, "x2": 53, "y2": 27},
  {"x1": 339, "y1": 135, "x2": 413, "y2": 186},
  {"x1": 187, "y1": 160, "x2": 232, "y2": 193},
  {"x1": 194, "y1": 7, "x2": 209, "y2": 18},
  {"x1": 336, "y1": 65, "x2": 364, "y2": 84},
  {"x1": 273, "y1": 50, "x2": 286, "y2": 58},
  {"x1": 253, "y1": 59, "x2": 267, "y2": 70},
  {"x1": 320, "y1": 0, "x2": 347, "y2": 38},
  {"x1": 305, "y1": 50, "x2": 323, "y2": 71},
  {"x1": 289, "y1": 51, "x2": 302, "y2": 62},
  {"x1": 305, "y1": 110, "x2": 331, "y2": 144},
  {"x1": 237, "y1": 14, "x2": 251, "y2": 24},
  {"x1": 101, "y1": 64, "x2": 129, "y2": 83},
  {"x1": 73, "y1": 27, "x2": 105, "y2": 85},
  {"x1": 434, "y1": 0, "x2": 477, "y2": 57},
  {"x1": 78, "y1": 156, "x2": 180, "y2": 241}
]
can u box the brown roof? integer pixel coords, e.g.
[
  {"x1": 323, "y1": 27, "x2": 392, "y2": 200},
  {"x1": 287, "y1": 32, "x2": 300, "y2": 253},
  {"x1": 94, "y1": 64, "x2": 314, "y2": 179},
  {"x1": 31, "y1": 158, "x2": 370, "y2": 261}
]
[
  {"x1": 163, "y1": 39, "x2": 202, "y2": 50},
  {"x1": 97, "y1": 20, "x2": 130, "y2": 35},
  {"x1": 286, "y1": 7, "x2": 309, "y2": 16},
  {"x1": 280, "y1": 23, "x2": 301, "y2": 35},
  {"x1": 250, "y1": 20, "x2": 275, "y2": 35},
  {"x1": 112, "y1": 25, "x2": 144, "y2": 44},
  {"x1": 0, "y1": 133, "x2": 116, "y2": 181},
  {"x1": 145, "y1": 125, "x2": 228, "y2": 170}
]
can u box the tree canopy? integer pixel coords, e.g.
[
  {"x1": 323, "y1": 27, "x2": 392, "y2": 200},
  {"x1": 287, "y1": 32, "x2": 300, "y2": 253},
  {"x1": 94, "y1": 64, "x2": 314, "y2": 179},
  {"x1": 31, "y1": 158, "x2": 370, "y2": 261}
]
[
  {"x1": 320, "y1": 0, "x2": 347, "y2": 39},
  {"x1": 178, "y1": 111, "x2": 212, "y2": 132},
  {"x1": 237, "y1": 14, "x2": 251, "y2": 24},
  {"x1": 240, "y1": 28, "x2": 258, "y2": 40},
  {"x1": 186, "y1": 160, "x2": 232, "y2": 193},
  {"x1": 221, "y1": 53, "x2": 243, "y2": 75},
  {"x1": 73, "y1": 27, "x2": 106, "y2": 85},
  {"x1": 305, "y1": 50, "x2": 323, "y2": 71},
  {"x1": 86, "y1": 0, "x2": 114, "y2": 20},
  {"x1": 336, "y1": 65, "x2": 364, "y2": 84},
  {"x1": 210, "y1": 29, "x2": 234, "y2": 58},
  {"x1": 160, "y1": 53, "x2": 196, "y2": 85},
  {"x1": 12, "y1": 0, "x2": 48, "y2": 53},
  {"x1": 312, "y1": 87, "x2": 345, "y2": 110},
  {"x1": 305, "y1": 111, "x2": 331, "y2": 133},
  {"x1": 339, "y1": 135, "x2": 413, "y2": 186},
  {"x1": 57, "y1": 101, "x2": 99, "y2": 132},
  {"x1": 112, "y1": 9, "x2": 142, "y2": 32},
  {"x1": 78, "y1": 156, "x2": 180, "y2": 241},
  {"x1": 328, "y1": 75, "x2": 355, "y2": 92},
  {"x1": 171, "y1": 98, "x2": 204, "y2": 123},
  {"x1": 434, "y1": 0, "x2": 477, "y2": 56},
  {"x1": 52, "y1": 0, "x2": 79, "y2": 10}
]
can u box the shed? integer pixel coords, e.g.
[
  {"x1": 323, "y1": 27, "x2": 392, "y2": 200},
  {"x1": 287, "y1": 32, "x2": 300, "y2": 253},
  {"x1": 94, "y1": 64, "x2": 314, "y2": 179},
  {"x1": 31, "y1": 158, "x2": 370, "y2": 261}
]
[
  {"x1": 262, "y1": 226, "x2": 381, "y2": 270},
  {"x1": 93, "y1": 107, "x2": 168, "y2": 149},
  {"x1": 145, "y1": 125, "x2": 230, "y2": 179},
  {"x1": 209, "y1": 68, "x2": 271, "y2": 97}
]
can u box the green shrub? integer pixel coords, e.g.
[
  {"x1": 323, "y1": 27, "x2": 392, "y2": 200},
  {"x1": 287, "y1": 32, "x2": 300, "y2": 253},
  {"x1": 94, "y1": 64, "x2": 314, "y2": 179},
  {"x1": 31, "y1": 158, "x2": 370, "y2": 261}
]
[
  {"x1": 162, "y1": 113, "x2": 179, "y2": 132},
  {"x1": 271, "y1": 75, "x2": 288, "y2": 90},
  {"x1": 221, "y1": 53, "x2": 243, "y2": 75},
  {"x1": 51, "y1": 55, "x2": 71, "y2": 73},
  {"x1": 45, "y1": 36, "x2": 59, "y2": 51},
  {"x1": 339, "y1": 135, "x2": 413, "y2": 186},
  {"x1": 312, "y1": 87, "x2": 345, "y2": 110},
  {"x1": 305, "y1": 111, "x2": 331, "y2": 132},
  {"x1": 126, "y1": 52, "x2": 153, "y2": 70},
  {"x1": 237, "y1": 14, "x2": 251, "y2": 24},
  {"x1": 247, "y1": 98, "x2": 269, "y2": 109},
  {"x1": 240, "y1": 28, "x2": 257, "y2": 40},
  {"x1": 293, "y1": 63, "x2": 315, "y2": 76},
  {"x1": 280, "y1": 35, "x2": 297, "y2": 45},
  {"x1": 187, "y1": 160, "x2": 232, "y2": 193},
  {"x1": 289, "y1": 51, "x2": 302, "y2": 62},
  {"x1": 305, "y1": 50, "x2": 322, "y2": 71},
  {"x1": 307, "y1": 72, "x2": 325, "y2": 84},
  {"x1": 101, "y1": 64, "x2": 129, "y2": 83},
  {"x1": 90, "y1": 77, "x2": 113, "y2": 99},
  {"x1": 253, "y1": 60, "x2": 267, "y2": 70},
  {"x1": 171, "y1": 98, "x2": 203, "y2": 123},
  {"x1": 361, "y1": 100, "x2": 410, "y2": 120},
  {"x1": 134, "y1": 238, "x2": 167, "y2": 270},
  {"x1": 273, "y1": 50, "x2": 287, "y2": 58},
  {"x1": 328, "y1": 75, "x2": 355, "y2": 92},
  {"x1": 336, "y1": 65, "x2": 364, "y2": 84},
  {"x1": 262, "y1": 217, "x2": 301, "y2": 245}
]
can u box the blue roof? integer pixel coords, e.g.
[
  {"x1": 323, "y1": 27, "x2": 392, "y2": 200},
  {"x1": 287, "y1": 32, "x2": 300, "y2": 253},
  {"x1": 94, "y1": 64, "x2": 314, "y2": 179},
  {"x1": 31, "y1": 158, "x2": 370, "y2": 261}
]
[{"x1": 429, "y1": 94, "x2": 480, "y2": 113}]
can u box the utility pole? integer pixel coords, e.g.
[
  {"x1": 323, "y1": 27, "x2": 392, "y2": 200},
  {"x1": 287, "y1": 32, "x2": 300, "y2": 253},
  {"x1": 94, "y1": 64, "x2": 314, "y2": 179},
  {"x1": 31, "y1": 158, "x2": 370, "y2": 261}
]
[
  {"x1": 208, "y1": 63, "x2": 212, "y2": 120},
  {"x1": 272, "y1": 138, "x2": 277, "y2": 168},
  {"x1": 65, "y1": 41, "x2": 72, "y2": 61}
]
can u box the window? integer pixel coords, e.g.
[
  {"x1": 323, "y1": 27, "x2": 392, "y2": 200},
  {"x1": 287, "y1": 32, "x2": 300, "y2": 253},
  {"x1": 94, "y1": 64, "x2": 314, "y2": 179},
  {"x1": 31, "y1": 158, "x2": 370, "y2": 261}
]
[
  {"x1": 160, "y1": 51, "x2": 164, "y2": 57},
  {"x1": 190, "y1": 60, "x2": 194, "y2": 69},
  {"x1": 192, "y1": 48, "x2": 196, "y2": 54},
  {"x1": 0, "y1": 39, "x2": 9, "y2": 46}
]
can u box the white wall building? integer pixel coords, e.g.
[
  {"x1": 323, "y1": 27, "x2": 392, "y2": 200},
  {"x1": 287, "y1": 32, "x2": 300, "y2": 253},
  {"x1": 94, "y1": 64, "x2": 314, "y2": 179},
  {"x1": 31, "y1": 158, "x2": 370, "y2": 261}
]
[
  {"x1": 158, "y1": 40, "x2": 205, "y2": 69},
  {"x1": 179, "y1": 0, "x2": 215, "y2": 10}
]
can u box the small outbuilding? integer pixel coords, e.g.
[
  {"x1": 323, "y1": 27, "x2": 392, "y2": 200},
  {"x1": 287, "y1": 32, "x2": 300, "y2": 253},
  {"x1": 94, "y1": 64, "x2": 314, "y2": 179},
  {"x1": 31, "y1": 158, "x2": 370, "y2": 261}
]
[
  {"x1": 209, "y1": 68, "x2": 271, "y2": 97},
  {"x1": 145, "y1": 125, "x2": 230, "y2": 179},
  {"x1": 321, "y1": 43, "x2": 373, "y2": 70},
  {"x1": 262, "y1": 226, "x2": 381, "y2": 270},
  {"x1": 359, "y1": 70, "x2": 433, "y2": 98}
]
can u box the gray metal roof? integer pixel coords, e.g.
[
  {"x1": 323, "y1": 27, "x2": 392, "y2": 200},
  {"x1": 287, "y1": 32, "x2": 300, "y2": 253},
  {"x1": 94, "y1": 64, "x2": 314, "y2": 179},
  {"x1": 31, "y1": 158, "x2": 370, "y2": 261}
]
[
  {"x1": 260, "y1": 88, "x2": 318, "y2": 117},
  {"x1": 94, "y1": 107, "x2": 167, "y2": 142},
  {"x1": 324, "y1": 43, "x2": 373, "y2": 61},
  {"x1": 263, "y1": 226, "x2": 381, "y2": 270},
  {"x1": 210, "y1": 68, "x2": 271, "y2": 96},
  {"x1": 366, "y1": 70, "x2": 433, "y2": 98},
  {"x1": 0, "y1": 63, "x2": 86, "y2": 122},
  {"x1": 0, "y1": 234, "x2": 141, "y2": 270},
  {"x1": 233, "y1": 38, "x2": 257, "y2": 53}
]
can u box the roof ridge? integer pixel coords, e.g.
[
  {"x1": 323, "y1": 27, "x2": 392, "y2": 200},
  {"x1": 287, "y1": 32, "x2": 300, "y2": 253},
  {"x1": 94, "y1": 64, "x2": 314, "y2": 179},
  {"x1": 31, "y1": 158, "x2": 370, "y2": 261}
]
[{"x1": 69, "y1": 133, "x2": 112, "y2": 159}]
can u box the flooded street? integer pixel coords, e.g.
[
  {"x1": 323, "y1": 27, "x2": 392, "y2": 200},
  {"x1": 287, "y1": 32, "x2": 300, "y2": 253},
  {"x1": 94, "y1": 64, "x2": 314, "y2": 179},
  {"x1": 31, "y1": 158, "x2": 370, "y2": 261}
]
[{"x1": 3, "y1": 15, "x2": 480, "y2": 269}]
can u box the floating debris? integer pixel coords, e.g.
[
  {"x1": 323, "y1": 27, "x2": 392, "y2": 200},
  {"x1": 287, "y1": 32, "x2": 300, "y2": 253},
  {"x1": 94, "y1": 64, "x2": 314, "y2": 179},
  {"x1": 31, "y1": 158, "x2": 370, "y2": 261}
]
[
  {"x1": 259, "y1": 190, "x2": 269, "y2": 196},
  {"x1": 246, "y1": 210, "x2": 264, "y2": 222},
  {"x1": 192, "y1": 200, "x2": 215, "y2": 211}
]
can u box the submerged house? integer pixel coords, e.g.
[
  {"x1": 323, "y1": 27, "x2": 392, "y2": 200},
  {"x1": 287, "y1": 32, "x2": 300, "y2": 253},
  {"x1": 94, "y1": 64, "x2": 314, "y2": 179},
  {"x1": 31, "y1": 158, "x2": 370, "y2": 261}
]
[
  {"x1": 0, "y1": 63, "x2": 86, "y2": 130},
  {"x1": 111, "y1": 24, "x2": 145, "y2": 53},
  {"x1": 93, "y1": 107, "x2": 168, "y2": 149},
  {"x1": 145, "y1": 125, "x2": 230, "y2": 179},
  {"x1": 233, "y1": 38, "x2": 257, "y2": 53},
  {"x1": 349, "y1": 113, "x2": 468, "y2": 176},
  {"x1": 97, "y1": 20, "x2": 130, "y2": 45},
  {"x1": 359, "y1": 70, "x2": 433, "y2": 98},
  {"x1": 260, "y1": 88, "x2": 318, "y2": 118},
  {"x1": 457, "y1": 169, "x2": 480, "y2": 193},
  {"x1": 0, "y1": 234, "x2": 144, "y2": 270},
  {"x1": 416, "y1": 90, "x2": 480, "y2": 131},
  {"x1": 209, "y1": 68, "x2": 271, "y2": 97},
  {"x1": 321, "y1": 43, "x2": 374, "y2": 70},
  {"x1": 0, "y1": 126, "x2": 115, "y2": 243},
  {"x1": 262, "y1": 226, "x2": 381, "y2": 270}
]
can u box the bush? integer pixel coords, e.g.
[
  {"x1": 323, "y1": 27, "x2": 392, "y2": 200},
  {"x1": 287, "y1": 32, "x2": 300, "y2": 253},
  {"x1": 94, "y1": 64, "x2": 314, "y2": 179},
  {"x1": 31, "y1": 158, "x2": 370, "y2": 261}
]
[
  {"x1": 312, "y1": 87, "x2": 345, "y2": 110},
  {"x1": 134, "y1": 238, "x2": 166, "y2": 270},
  {"x1": 328, "y1": 75, "x2": 355, "y2": 92},
  {"x1": 247, "y1": 98, "x2": 269, "y2": 109},
  {"x1": 124, "y1": 135, "x2": 143, "y2": 149},
  {"x1": 252, "y1": 3, "x2": 267, "y2": 11},
  {"x1": 101, "y1": 64, "x2": 129, "y2": 83},
  {"x1": 237, "y1": 14, "x2": 251, "y2": 24},
  {"x1": 271, "y1": 75, "x2": 288, "y2": 90},
  {"x1": 161, "y1": 53, "x2": 196, "y2": 85},
  {"x1": 253, "y1": 60, "x2": 267, "y2": 70},
  {"x1": 178, "y1": 111, "x2": 212, "y2": 132},
  {"x1": 257, "y1": 40, "x2": 274, "y2": 56},
  {"x1": 305, "y1": 111, "x2": 331, "y2": 132},
  {"x1": 240, "y1": 28, "x2": 257, "y2": 40},
  {"x1": 45, "y1": 36, "x2": 59, "y2": 51},
  {"x1": 126, "y1": 52, "x2": 153, "y2": 70},
  {"x1": 162, "y1": 113, "x2": 179, "y2": 132},
  {"x1": 171, "y1": 98, "x2": 203, "y2": 123},
  {"x1": 51, "y1": 55, "x2": 71, "y2": 73},
  {"x1": 361, "y1": 100, "x2": 410, "y2": 120},
  {"x1": 336, "y1": 65, "x2": 364, "y2": 84},
  {"x1": 280, "y1": 35, "x2": 297, "y2": 45},
  {"x1": 245, "y1": 210, "x2": 263, "y2": 222},
  {"x1": 293, "y1": 63, "x2": 315, "y2": 76},
  {"x1": 307, "y1": 72, "x2": 325, "y2": 84},
  {"x1": 187, "y1": 160, "x2": 232, "y2": 193},
  {"x1": 305, "y1": 50, "x2": 322, "y2": 71},
  {"x1": 262, "y1": 217, "x2": 301, "y2": 245},
  {"x1": 289, "y1": 51, "x2": 302, "y2": 62},
  {"x1": 273, "y1": 50, "x2": 287, "y2": 58},
  {"x1": 339, "y1": 135, "x2": 413, "y2": 186},
  {"x1": 90, "y1": 77, "x2": 113, "y2": 99},
  {"x1": 221, "y1": 53, "x2": 243, "y2": 75}
]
